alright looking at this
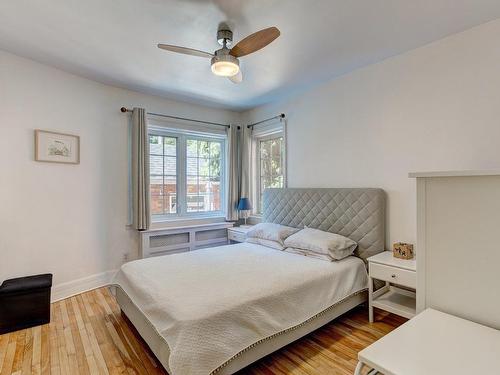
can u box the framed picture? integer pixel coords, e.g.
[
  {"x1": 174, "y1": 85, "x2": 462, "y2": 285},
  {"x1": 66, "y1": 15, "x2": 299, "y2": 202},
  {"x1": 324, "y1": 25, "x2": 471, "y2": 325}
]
[{"x1": 35, "y1": 130, "x2": 80, "y2": 164}]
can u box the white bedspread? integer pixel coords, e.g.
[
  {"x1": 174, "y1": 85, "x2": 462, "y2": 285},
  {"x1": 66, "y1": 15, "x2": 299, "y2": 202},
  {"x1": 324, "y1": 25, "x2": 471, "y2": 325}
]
[{"x1": 112, "y1": 242, "x2": 368, "y2": 375}]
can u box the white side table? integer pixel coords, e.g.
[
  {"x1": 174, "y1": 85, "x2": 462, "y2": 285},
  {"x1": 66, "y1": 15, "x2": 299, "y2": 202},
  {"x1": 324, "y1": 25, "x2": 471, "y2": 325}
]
[
  {"x1": 355, "y1": 308, "x2": 500, "y2": 375},
  {"x1": 368, "y1": 251, "x2": 416, "y2": 322},
  {"x1": 227, "y1": 225, "x2": 253, "y2": 243}
]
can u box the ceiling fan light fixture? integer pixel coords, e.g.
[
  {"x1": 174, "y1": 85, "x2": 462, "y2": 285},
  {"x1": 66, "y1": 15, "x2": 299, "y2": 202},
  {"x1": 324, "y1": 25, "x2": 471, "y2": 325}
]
[
  {"x1": 158, "y1": 26, "x2": 280, "y2": 84},
  {"x1": 211, "y1": 54, "x2": 239, "y2": 77}
]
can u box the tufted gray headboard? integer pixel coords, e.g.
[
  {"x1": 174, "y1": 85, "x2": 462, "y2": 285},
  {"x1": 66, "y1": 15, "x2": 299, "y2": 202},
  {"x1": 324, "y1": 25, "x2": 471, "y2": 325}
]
[{"x1": 263, "y1": 188, "x2": 385, "y2": 262}]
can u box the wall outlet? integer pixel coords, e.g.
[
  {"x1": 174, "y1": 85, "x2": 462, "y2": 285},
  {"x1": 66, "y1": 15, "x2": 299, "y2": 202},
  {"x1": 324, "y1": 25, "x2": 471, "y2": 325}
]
[{"x1": 122, "y1": 253, "x2": 129, "y2": 262}]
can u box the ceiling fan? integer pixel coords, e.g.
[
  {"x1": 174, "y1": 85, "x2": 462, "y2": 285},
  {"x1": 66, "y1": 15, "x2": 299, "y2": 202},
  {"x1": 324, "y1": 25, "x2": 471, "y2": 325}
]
[{"x1": 157, "y1": 26, "x2": 280, "y2": 84}]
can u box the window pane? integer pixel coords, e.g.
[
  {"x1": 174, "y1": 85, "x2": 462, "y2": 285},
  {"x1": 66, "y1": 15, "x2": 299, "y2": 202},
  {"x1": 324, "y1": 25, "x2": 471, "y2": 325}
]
[
  {"x1": 149, "y1": 135, "x2": 163, "y2": 155},
  {"x1": 210, "y1": 158, "x2": 221, "y2": 178},
  {"x1": 150, "y1": 155, "x2": 163, "y2": 175},
  {"x1": 210, "y1": 142, "x2": 221, "y2": 159},
  {"x1": 150, "y1": 176, "x2": 163, "y2": 196},
  {"x1": 151, "y1": 195, "x2": 164, "y2": 215},
  {"x1": 269, "y1": 175, "x2": 283, "y2": 188},
  {"x1": 186, "y1": 174, "x2": 199, "y2": 212},
  {"x1": 197, "y1": 178, "x2": 210, "y2": 212},
  {"x1": 149, "y1": 135, "x2": 178, "y2": 215},
  {"x1": 163, "y1": 176, "x2": 177, "y2": 214},
  {"x1": 199, "y1": 158, "x2": 209, "y2": 176},
  {"x1": 164, "y1": 193, "x2": 177, "y2": 214},
  {"x1": 164, "y1": 137, "x2": 176, "y2": 156},
  {"x1": 209, "y1": 180, "x2": 221, "y2": 211},
  {"x1": 187, "y1": 139, "x2": 197, "y2": 157},
  {"x1": 270, "y1": 158, "x2": 281, "y2": 176},
  {"x1": 198, "y1": 177, "x2": 209, "y2": 193},
  {"x1": 260, "y1": 140, "x2": 271, "y2": 159},
  {"x1": 187, "y1": 157, "x2": 197, "y2": 176},
  {"x1": 271, "y1": 138, "x2": 282, "y2": 159},
  {"x1": 261, "y1": 157, "x2": 271, "y2": 177},
  {"x1": 187, "y1": 175, "x2": 198, "y2": 192},
  {"x1": 199, "y1": 141, "x2": 210, "y2": 158},
  {"x1": 164, "y1": 156, "x2": 176, "y2": 175},
  {"x1": 258, "y1": 135, "x2": 284, "y2": 213},
  {"x1": 186, "y1": 195, "x2": 200, "y2": 212}
]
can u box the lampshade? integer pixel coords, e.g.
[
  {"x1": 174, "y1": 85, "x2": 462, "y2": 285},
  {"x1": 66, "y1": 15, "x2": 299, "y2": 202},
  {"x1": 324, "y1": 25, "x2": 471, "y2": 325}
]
[
  {"x1": 211, "y1": 54, "x2": 240, "y2": 77},
  {"x1": 237, "y1": 198, "x2": 252, "y2": 211}
]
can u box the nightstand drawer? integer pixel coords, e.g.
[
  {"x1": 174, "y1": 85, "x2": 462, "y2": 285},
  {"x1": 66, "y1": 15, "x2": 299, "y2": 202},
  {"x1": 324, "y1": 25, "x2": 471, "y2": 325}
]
[
  {"x1": 369, "y1": 262, "x2": 416, "y2": 288},
  {"x1": 228, "y1": 230, "x2": 246, "y2": 242}
]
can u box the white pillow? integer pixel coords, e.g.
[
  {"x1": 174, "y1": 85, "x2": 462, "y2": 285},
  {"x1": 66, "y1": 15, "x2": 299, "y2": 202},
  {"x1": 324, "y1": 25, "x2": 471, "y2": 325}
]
[
  {"x1": 246, "y1": 237, "x2": 284, "y2": 251},
  {"x1": 246, "y1": 222, "x2": 299, "y2": 246},
  {"x1": 284, "y1": 227, "x2": 357, "y2": 260}
]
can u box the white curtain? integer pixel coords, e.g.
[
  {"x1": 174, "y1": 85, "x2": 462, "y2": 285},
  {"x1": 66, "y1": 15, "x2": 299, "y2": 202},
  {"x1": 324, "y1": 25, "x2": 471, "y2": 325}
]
[
  {"x1": 239, "y1": 125, "x2": 252, "y2": 202},
  {"x1": 226, "y1": 124, "x2": 240, "y2": 221},
  {"x1": 131, "y1": 107, "x2": 150, "y2": 230}
]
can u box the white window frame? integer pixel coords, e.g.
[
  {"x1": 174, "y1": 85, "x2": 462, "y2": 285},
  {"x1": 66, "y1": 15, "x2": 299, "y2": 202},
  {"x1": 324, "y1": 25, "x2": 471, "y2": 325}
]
[
  {"x1": 254, "y1": 130, "x2": 286, "y2": 214},
  {"x1": 149, "y1": 128, "x2": 226, "y2": 222}
]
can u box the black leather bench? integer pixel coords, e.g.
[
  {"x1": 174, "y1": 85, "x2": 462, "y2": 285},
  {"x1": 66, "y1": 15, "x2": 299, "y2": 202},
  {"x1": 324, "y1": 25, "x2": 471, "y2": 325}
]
[{"x1": 0, "y1": 274, "x2": 53, "y2": 334}]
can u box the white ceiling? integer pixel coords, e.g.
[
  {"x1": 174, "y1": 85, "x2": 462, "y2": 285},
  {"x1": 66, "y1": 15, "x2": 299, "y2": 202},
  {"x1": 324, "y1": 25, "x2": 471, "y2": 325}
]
[{"x1": 1, "y1": 0, "x2": 500, "y2": 111}]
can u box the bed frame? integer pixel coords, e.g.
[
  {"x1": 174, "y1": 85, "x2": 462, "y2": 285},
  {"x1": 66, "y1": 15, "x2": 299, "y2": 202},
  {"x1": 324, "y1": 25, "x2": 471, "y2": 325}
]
[{"x1": 116, "y1": 188, "x2": 386, "y2": 374}]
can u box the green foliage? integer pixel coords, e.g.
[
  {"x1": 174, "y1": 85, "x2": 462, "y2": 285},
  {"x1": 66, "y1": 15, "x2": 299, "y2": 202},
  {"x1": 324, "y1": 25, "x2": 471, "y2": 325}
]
[
  {"x1": 260, "y1": 137, "x2": 283, "y2": 188},
  {"x1": 187, "y1": 139, "x2": 222, "y2": 179}
]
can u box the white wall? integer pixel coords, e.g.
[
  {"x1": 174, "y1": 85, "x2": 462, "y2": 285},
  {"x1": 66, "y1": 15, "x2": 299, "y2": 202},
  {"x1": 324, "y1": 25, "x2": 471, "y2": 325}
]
[
  {"x1": 242, "y1": 19, "x2": 500, "y2": 249},
  {"x1": 3, "y1": 17, "x2": 500, "y2": 299},
  {"x1": 0, "y1": 50, "x2": 238, "y2": 299}
]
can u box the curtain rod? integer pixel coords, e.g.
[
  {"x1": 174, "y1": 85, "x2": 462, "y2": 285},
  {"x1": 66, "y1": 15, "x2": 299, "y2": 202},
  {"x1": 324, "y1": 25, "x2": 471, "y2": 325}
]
[
  {"x1": 247, "y1": 113, "x2": 285, "y2": 129},
  {"x1": 120, "y1": 107, "x2": 231, "y2": 128}
]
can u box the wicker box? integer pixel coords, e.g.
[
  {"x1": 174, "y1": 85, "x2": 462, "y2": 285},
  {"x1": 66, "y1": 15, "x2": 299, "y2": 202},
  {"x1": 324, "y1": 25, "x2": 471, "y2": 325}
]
[{"x1": 393, "y1": 242, "x2": 414, "y2": 260}]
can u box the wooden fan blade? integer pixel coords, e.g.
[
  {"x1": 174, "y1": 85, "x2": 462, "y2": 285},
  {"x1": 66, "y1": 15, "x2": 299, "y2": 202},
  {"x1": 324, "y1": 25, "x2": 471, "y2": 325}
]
[
  {"x1": 228, "y1": 70, "x2": 243, "y2": 84},
  {"x1": 157, "y1": 44, "x2": 213, "y2": 58},
  {"x1": 230, "y1": 27, "x2": 280, "y2": 58}
]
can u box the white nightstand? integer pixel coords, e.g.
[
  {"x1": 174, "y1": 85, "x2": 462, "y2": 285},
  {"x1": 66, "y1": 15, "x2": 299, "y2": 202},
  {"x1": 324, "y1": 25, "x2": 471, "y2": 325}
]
[
  {"x1": 368, "y1": 251, "x2": 416, "y2": 322},
  {"x1": 227, "y1": 225, "x2": 253, "y2": 243}
]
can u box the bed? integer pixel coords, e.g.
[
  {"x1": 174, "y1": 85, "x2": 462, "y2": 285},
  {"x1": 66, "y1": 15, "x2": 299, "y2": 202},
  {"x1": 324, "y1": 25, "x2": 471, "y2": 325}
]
[{"x1": 112, "y1": 188, "x2": 385, "y2": 375}]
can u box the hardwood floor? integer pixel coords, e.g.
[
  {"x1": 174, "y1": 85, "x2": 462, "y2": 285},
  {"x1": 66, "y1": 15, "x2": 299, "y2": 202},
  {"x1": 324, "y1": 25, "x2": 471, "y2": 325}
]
[{"x1": 0, "y1": 287, "x2": 405, "y2": 375}]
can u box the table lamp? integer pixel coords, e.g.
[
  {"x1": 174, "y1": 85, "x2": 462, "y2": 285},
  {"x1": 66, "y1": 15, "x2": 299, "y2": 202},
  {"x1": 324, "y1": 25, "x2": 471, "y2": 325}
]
[{"x1": 237, "y1": 198, "x2": 252, "y2": 226}]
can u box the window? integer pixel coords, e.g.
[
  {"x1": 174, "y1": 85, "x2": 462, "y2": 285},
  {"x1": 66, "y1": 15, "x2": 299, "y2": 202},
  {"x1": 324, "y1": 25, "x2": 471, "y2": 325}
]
[
  {"x1": 256, "y1": 133, "x2": 285, "y2": 212},
  {"x1": 149, "y1": 130, "x2": 225, "y2": 220},
  {"x1": 186, "y1": 138, "x2": 222, "y2": 213},
  {"x1": 150, "y1": 135, "x2": 177, "y2": 215}
]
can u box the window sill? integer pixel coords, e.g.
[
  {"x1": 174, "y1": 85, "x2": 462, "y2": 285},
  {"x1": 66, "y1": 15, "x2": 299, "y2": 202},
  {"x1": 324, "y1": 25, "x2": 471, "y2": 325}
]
[{"x1": 150, "y1": 215, "x2": 227, "y2": 230}]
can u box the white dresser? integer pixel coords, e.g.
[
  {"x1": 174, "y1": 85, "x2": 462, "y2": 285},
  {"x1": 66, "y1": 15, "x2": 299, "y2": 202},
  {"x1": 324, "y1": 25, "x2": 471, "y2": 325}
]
[
  {"x1": 356, "y1": 308, "x2": 500, "y2": 375},
  {"x1": 410, "y1": 170, "x2": 500, "y2": 329}
]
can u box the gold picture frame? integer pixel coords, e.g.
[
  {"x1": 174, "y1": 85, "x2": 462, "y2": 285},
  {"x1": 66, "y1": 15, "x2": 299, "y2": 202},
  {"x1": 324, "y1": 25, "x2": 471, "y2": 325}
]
[{"x1": 34, "y1": 129, "x2": 80, "y2": 164}]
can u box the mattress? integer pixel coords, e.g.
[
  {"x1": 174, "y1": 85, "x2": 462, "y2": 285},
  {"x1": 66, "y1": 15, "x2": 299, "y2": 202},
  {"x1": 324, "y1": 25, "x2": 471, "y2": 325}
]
[{"x1": 112, "y1": 242, "x2": 368, "y2": 375}]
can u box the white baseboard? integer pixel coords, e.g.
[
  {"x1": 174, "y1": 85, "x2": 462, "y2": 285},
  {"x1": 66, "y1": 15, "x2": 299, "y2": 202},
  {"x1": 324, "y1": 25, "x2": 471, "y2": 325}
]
[{"x1": 51, "y1": 269, "x2": 117, "y2": 302}]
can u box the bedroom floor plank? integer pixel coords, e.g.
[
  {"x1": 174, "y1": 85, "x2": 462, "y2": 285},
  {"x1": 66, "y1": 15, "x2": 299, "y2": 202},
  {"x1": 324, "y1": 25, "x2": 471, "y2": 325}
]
[
  {"x1": 11, "y1": 328, "x2": 25, "y2": 374},
  {"x1": 0, "y1": 333, "x2": 16, "y2": 375},
  {"x1": 0, "y1": 287, "x2": 404, "y2": 375}
]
